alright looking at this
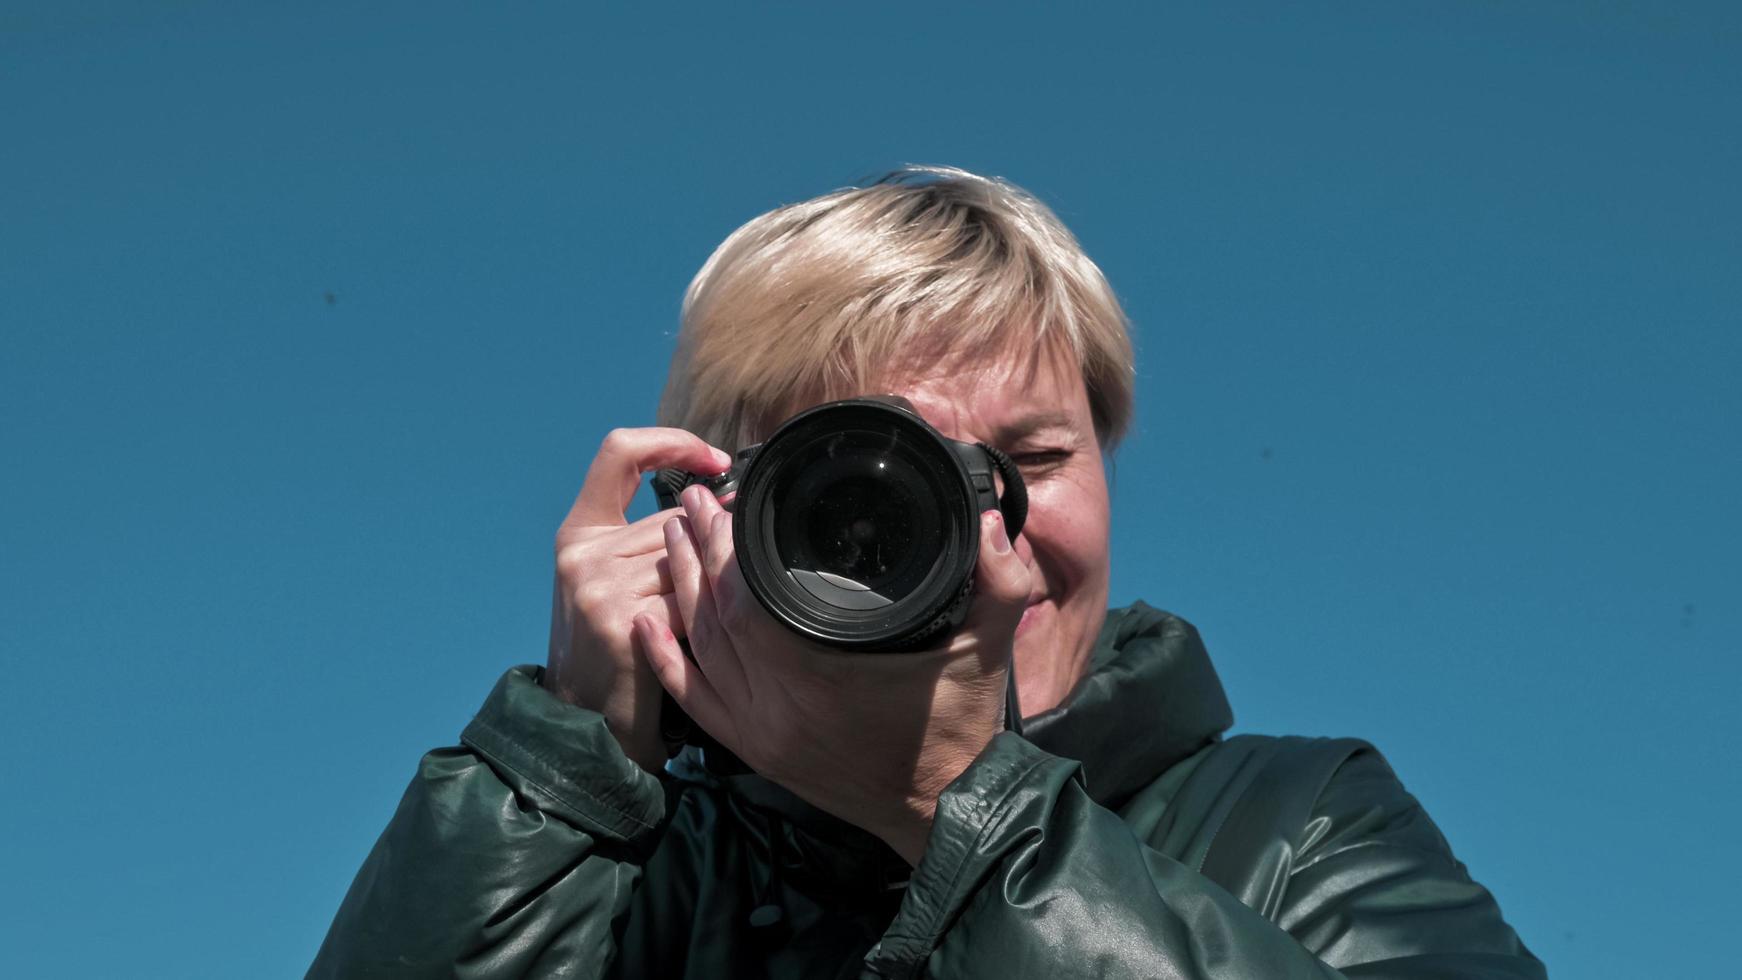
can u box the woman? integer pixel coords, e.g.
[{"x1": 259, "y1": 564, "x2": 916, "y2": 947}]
[{"x1": 312, "y1": 168, "x2": 1542, "y2": 978}]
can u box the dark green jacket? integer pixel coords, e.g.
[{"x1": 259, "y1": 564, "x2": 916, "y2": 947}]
[{"x1": 311, "y1": 604, "x2": 1542, "y2": 978}]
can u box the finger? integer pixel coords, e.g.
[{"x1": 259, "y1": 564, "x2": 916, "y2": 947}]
[
  {"x1": 622, "y1": 590, "x2": 685, "y2": 639},
  {"x1": 635, "y1": 613, "x2": 733, "y2": 747},
  {"x1": 664, "y1": 514, "x2": 749, "y2": 705},
  {"x1": 679, "y1": 484, "x2": 728, "y2": 568},
  {"x1": 681, "y1": 484, "x2": 746, "y2": 603},
  {"x1": 959, "y1": 511, "x2": 1033, "y2": 635},
  {"x1": 664, "y1": 515, "x2": 707, "y2": 639},
  {"x1": 630, "y1": 591, "x2": 689, "y2": 644},
  {"x1": 699, "y1": 508, "x2": 755, "y2": 690},
  {"x1": 641, "y1": 591, "x2": 685, "y2": 638},
  {"x1": 565, "y1": 428, "x2": 732, "y2": 529},
  {"x1": 708, "y1": 556, "x2": 766, "y2": 687}
]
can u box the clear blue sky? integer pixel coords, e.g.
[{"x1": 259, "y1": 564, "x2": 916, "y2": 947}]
[{"x1": 3, "y1": 3, "x2": 1737, "y2": 976}]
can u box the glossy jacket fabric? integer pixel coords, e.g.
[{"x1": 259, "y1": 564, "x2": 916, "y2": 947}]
[{"x1": 310, "y1": 604, "x2": 1544, "y2": 978}]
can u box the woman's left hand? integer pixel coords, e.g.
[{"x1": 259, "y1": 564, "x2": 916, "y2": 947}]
[{"x1": 636, "y1": 484, "x2": 1033, "y2": 866}]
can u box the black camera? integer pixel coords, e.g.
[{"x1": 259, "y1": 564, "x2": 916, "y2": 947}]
[{"x1": 654, "y1": 395, "x2": 1027, "y2": 652}]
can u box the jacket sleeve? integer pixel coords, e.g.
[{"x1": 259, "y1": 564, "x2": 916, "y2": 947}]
[
  {"x1": 308, "y1": 666, "x2": 671, "y2": 979},
  {"x1": 861, "y1": 733, "x2": 1543, "y2": 980}
]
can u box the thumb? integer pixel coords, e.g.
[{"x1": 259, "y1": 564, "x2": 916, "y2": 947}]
[{"x1": 960, "y1": 510, "x2": 1032, "y2": 636}]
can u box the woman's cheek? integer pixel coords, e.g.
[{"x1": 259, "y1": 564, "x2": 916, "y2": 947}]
[{"x1": 1037, "y1": 468, "x2": 1110, "y2": 545}]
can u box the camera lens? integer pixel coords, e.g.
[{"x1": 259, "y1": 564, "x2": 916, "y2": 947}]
[
  {"x1": 772, "y1": 442, "x2": 941, "y2": 605},
  {"x1": 733, "y1": 398, "x2": 989, "y2": 649}
]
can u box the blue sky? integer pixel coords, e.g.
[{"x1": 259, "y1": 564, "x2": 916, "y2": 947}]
[{"x1": 2, "y1": 3, "x2": 1737, "y2": 976}]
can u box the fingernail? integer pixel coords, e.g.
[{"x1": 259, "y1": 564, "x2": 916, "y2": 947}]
[
  {"x1": 711, "y1": 448, "x2": 733, "y2": 472},
  {"x1": 987, "y1": 512, "x2": 1011, "y2": 553}
]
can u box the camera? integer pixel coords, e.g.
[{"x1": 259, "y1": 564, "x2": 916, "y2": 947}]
[
  {"x1": 653, "y1": 394, "x2": 1027, "y2": 652},
  {"x1": 652, "y1": 395, "x2": 1028, "y2": 765}
]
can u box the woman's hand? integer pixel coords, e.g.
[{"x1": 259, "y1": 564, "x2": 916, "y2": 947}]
[
  {"x1": 638, "y1": 484, "x2": 1033, "y2": 865},
  {"x1": 545, "y1": 428, "x2": 733, "y2": 772}
]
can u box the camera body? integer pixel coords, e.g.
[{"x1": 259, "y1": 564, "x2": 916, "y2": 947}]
[{"x1": 654, "y1": 395, "x2": 1027, "y2": 652}]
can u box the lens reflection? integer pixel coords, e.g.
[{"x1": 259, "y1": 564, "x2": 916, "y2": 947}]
[
  {"x1": 803, "y1": 474, "x2": 916, "y2": 587},
  {"x1": 772, "y1": 437, "x2": 942, "y2": 603}
]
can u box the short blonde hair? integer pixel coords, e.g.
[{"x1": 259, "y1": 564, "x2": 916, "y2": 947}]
[{"x1": 658, "y1": 166, "x2": 1135, "y2": 452}]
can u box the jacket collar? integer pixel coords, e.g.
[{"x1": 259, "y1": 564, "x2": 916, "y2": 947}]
[
  {"x1": 671, "y1": 603, "x2": 1233, "y2": 835},
  {"x1": 1021, "y1": 602, "x2": 1233, "y2": 810}
]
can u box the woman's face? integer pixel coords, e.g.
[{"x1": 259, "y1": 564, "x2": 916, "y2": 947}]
[{"x1": 879, "y1": 344, "x2": 1112, "y2": 718}]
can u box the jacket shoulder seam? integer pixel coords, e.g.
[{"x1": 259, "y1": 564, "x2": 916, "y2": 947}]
[
  {"x1": 1189, "y1": 734, "x2": 1373, "y2": 877},
  {"x1": 463, "y1": 716, "x2": 658, "y2": 836},
  {"x1": 1189, "y1": 738, "x2": 1270, "y2": 874},
  {"x1": 1288, "y1": 833, "x2": 1465, "y2": 877}
]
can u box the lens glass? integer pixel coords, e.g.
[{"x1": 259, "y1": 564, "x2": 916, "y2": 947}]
[
  {"x1": 771, "y1": 432, "x2": 944, "y2": 601},
  {"x1": 805, "y1": 474, "x2": 915, "y2": 585}
]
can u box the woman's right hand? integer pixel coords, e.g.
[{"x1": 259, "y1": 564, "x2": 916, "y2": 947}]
[{"x1": 544, "y1": 427, "x2": 734, "y2": 772}]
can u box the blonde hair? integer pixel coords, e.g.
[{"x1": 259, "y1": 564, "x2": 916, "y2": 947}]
[{"x1": 658, "y1": 166, "x2": 1135, "y2": 451}]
